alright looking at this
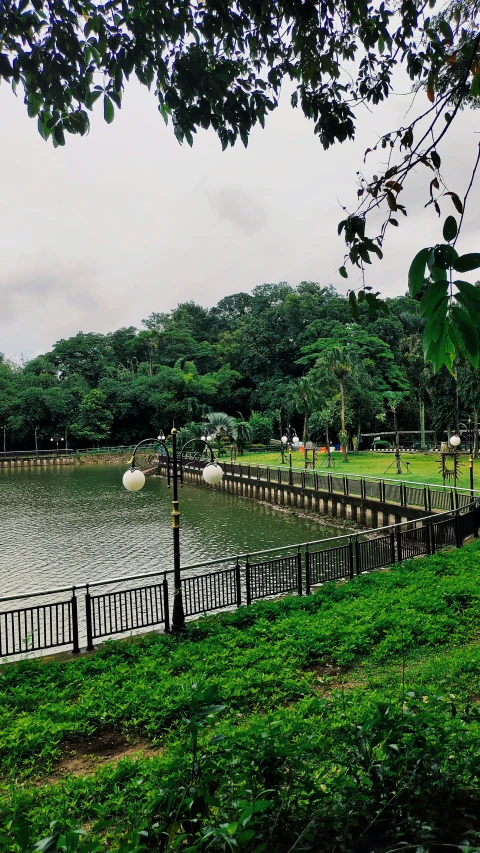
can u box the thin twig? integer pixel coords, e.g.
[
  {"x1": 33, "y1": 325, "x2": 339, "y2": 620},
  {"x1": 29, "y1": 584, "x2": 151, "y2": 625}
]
[{"x1": 453, "y1": 143, "x2": 480, "y2": 250}]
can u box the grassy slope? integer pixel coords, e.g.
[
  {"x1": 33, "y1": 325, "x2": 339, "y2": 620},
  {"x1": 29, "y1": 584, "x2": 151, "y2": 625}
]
[
  {"x1": 236, "y1": 449, "x2": 480, "y2": 489},
  {"x1": 2, "y1": 543, "x2": 480, "y2": 851}
]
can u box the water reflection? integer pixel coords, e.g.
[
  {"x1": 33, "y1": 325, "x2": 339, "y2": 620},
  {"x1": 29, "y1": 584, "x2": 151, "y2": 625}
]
[{"x1": 0, "y1": 464, "x2": 346, "y2": 596}]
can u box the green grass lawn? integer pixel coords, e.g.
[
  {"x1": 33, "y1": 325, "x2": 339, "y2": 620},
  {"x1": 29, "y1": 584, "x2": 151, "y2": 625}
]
[
  {"x1": 3, "y1": 543, "x2": 480, "y2": 852},
  {"x1": 234, "y1": 449, "x2": 480, "y2": 490}
]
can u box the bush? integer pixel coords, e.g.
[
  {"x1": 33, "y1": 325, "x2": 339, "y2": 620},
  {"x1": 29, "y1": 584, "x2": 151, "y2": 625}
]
[{"x1": 247, "y1": 411, "x2": 273, "y2": 445}]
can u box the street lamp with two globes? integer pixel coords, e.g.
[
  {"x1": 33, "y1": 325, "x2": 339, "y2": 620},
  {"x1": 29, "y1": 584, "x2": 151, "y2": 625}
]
[{"x1": 122, "y1": 427, "x2": 224, "y2": 630}]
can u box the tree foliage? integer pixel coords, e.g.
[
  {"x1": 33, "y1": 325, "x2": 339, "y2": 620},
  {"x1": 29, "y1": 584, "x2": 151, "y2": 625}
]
[{"x1": 2, "y1": 282, "x2": 477, "y2": 453}]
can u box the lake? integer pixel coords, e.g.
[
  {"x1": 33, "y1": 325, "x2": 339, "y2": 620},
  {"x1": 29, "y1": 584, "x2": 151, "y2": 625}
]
[{"x1": 0, "y1": 464, "x2": 346, "y2": 597}]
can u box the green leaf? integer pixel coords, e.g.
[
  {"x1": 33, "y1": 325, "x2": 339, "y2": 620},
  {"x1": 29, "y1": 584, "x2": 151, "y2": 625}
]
[
  {"x1": 454, "y1": 254, "x2": 480, "y2": 273},
  {"x1": 424, "y1": 298, "x2": 448, "y2": 342},
  {"x1": 423, "y1": 322, "x2": 451, "y2": 373},
  {"x1": 431, "y1": 150, "x2": 441, "y2": 169},
  {"x1": 433, "y1": 244, "x2": 458, "y2": 270},
  {"x1": 418, "y1": 281, "x2": 448, "y2": 318},
  {"x1": 451, "y1": 305, "x2": 479, "y2": 367},
  {"x1": 104, "y1": 95, "x2": 115, "y2": 124},
  {"x1": 427, "y1": 250, "x2": 448, "y2": 282},
  {"x1": 54, "y1": 123, "x2": 65, "y2": 146},
  {"x1": 443, "y1": 215, "x2": 457, "y2": 242},
  {"x1": 471, "y1": 73, "x2": 480, "y2": 98},
  {"x1": 454, "y1": 280, "x2": 480, "y2": 315},
  {"x1": 339, "y1": 265, "x2": 348, "y2": 279},
  {"x1": 348, "y1": 290, "x2": 359, "y2": 320},
  {"x1": 408, "y1": 247, "x2": 430, "y2": 296}
]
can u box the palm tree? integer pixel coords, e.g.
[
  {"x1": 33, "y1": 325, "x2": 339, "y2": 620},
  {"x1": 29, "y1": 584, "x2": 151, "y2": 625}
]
[
  {"x1": 286, "y1": 376, "x2": 321, "y2": 443},
  {"x1": 319, "y1": 347, "x2": 352, "y2": 462},
  {"x1": 235, "y1": 420, "x2": 253, "y2": 453},
  {"x1": 201, "y1": 411, "x2": 239, "y2": 457}
]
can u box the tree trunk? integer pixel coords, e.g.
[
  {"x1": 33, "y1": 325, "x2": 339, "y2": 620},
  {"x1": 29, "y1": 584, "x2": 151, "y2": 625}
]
[
  {"x1": 419, "y1": 398, "x2": 426, "y2": 450},
  {"x1": 34, "y1": 426, "x2": 38, "y2": 455},
  {"x1": 475, "y1": 408, "x2": 479, "y2": 459},
  {"x1": 340, "y1": 379, "x2": 348, "y2": 462},
  {"x1": 303, "y1": 409, "x2": 308, "y2": 444}
]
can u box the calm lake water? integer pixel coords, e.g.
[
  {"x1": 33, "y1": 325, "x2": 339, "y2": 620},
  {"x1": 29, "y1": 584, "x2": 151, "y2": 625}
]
[{"x1": 0, "y1": 464, "x2": 345, "y2": 597}]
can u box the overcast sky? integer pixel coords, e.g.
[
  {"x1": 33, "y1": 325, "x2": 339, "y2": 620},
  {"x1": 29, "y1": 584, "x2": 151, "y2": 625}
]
[{"x1": 1, "y1": 76, "x2": 479, "y2": 360}]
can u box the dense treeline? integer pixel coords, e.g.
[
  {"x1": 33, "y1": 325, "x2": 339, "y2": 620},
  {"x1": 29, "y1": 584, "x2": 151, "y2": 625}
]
[{"x1": 1, "y1": 282, "x2": 478, "y2": 451}]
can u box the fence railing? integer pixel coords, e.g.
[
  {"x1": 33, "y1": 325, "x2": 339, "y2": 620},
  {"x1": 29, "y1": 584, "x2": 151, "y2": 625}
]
[
  {"x1": 177, "y1": 458, "x2": 477, "y2": 513},
  {"x1": 1, "y1": 500, "x2": 479, "y2": 660}
]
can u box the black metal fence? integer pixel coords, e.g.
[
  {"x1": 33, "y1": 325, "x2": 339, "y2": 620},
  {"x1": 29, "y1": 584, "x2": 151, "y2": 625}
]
[
  {"x1": 85, "y1": 579, "x2": 169, "y2": 650},
  {"x1": 211, "y1": 461, "x2": 475, "y2": 514},
  {"x1": 0, "y1": 590, "x2": 79, "y2": 658},
  {"x1": 1, "y1": 502, "x2": 479, "y2": 660}
]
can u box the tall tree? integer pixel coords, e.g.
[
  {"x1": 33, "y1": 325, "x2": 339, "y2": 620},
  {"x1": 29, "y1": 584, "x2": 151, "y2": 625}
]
[
  {"x1": 318, "y1": 348, "x2": 353, "y2": 462},
  {"x1": 71, "y1": 389, "x2": 113, "y2": 445},
  {"x1": 286, "y1": 376, "x2": 322, "y2": 444}
]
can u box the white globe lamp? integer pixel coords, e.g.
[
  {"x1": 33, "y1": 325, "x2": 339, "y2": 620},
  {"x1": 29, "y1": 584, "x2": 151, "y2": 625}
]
[
  {"x1": 123, "y1": 467, "x2": 146, "y2": 491},
  {"x1": 292, "y1": 436, "x2": 300, "y2": 448},
  {"x1": 281, "y1": 435, "x2": 288, "y2": 445},
  {"x1": 450, "y1": 434, "x2": 461, "y2": 448},
  {"x1": 203, "y1": 463, "x2": 224, "y2": 485}
]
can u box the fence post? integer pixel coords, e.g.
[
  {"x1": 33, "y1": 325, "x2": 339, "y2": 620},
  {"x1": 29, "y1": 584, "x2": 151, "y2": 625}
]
[
  {"x1": 71, "y1": 587, "x2": 80, "y2": 654},
  {"x1": 454, "y1": 489, "x2": 459, "y2": 510},
  {"x1": 426, "y1": 521, "x2": 432, "y2": 556},
  {"x1": 400, "y1": 483, "x2": 406, "y2": 506},
  {"x1": 450, "y1": 489, "x2": 455, "y2": 510},
  {"x1": 475, "y1": 504, "x2": 480, "y2": 539},
  {"x1": 424, "y1": 486, "x2": 428, "y2": 512},
  {"x1": 343, "y1": 475, "x2": 348, "y2": 496},
  {"x1": 297, "y1": 549, "x2": 303, "y2": 596},
  {"x1": 360, "y1": 477, "x2": 365, "y2": 499},
  {"x1": 305, "y1": 545, "x2": 311, "y2": 594},
  {"x1": 328, "y1": 473, "x2": 333, "y2": 493},
  {"x1": 235, "y1": 561, "x2": 242, "y2": 607},
  {"x1": 314, "y1": 472, "x2": 319, "y2": 491},
  {"x1": 289, "y1": 466, "x2": 293, "y2": 487},
  {"x1": 163, "y1": 576, "x2": 170, "y2": 632},
  {"x1": 380, "y1": 479, "x2": 385, "y2": 502},
  {"x1": 431, "y1": 521, "x2": 437, "y2": 554},
  {"x1": 257, "y1": 465, "x2": 260, "y2": 481},
  {"x1": 355, "y1": 536, "x2": 361, "y2": 574},
  {"x1": 455, "y1": 511, "x2": 462, "y2": 548},
  {"x1": 246, "y1": 558, "x2": 251, "y2": 606},
  {"x1": 348, "y1": 538, "x2": 354, "y2": 579},
  {"x1": 301, "y1": 471, "x2": 306, "y2": 489},
  {"x1": 396, "y1": 527, "x2": 403, "y2": 563},
  {"x1": 390, "y1": 528, "x2": 396, "y2": 564},
  {"x1": 85, "y1": 585, "x2": 94, "y2": 652},
  {"x1": 427, "y1": 486, "x2": 432, "y2": 512},
  {"x1": 277, "y1": 468, "x2": 281, "y2": 485}
]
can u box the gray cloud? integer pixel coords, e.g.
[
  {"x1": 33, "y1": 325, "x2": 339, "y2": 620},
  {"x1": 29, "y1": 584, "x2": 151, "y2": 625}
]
[
  {"x1": 207, "y1": 186, "x2": 267, "y2": 235},
  {"x1": 0, "y1": 77, "x2": 478, "y2": 359}
]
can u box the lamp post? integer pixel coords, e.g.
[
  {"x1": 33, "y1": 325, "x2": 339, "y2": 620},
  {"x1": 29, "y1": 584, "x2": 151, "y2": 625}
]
[
  {"x1": 50, "y1": 435, "x2": 65, "y2": 457},
  {"x1": 468, "y1": 416, "x2": 474, "y2": 495},
  {"x1": 50, "y1": 436, "x2": 65, "y2": 459},
  {"x1": 122, "y1": 428, "x2": 224, "y2": 630}
]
